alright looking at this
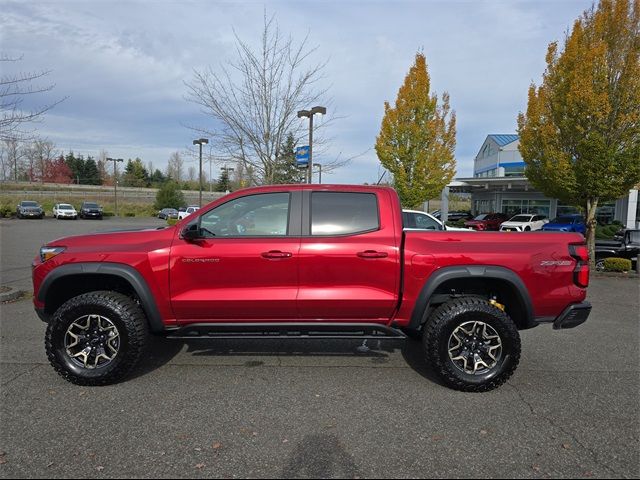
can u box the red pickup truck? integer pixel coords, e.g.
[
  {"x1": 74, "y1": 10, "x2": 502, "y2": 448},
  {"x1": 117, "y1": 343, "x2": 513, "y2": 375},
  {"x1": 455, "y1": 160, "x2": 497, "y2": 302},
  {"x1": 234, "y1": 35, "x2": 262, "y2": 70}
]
[{"x1": 33, "y1": 185, "x2": 591, "y2": 392}]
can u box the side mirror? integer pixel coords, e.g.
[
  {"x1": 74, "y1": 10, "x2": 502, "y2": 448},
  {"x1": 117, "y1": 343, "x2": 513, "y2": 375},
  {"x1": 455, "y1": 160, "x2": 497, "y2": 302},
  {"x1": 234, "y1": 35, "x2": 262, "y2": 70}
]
[{"x1": 181, "y1": 223, "x2": 200, "y2": 242}]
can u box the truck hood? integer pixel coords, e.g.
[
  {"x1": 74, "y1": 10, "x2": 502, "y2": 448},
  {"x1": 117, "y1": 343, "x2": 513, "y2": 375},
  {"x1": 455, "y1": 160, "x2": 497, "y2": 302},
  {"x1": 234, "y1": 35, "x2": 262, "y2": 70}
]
[{"x1": 44, "y1": 226, "x2": 176, "y2": 252}]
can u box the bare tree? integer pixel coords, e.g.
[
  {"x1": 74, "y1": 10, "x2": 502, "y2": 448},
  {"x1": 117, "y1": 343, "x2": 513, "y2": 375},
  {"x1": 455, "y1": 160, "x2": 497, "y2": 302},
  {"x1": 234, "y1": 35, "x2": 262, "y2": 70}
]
[
  {"x1": 166, "y1": 151, "x2": 184, "y2": 181},
  {"x1": 186, "y1": 14, "x2": 350, "y2": 185},
  {"x1": 0, "y1": 55, "x2": 65, "y2": 142},
  {"x1": 1, "y1": 138, "x2": 24, "y2": 181},
  {"x1": 187, "y1": 165, "x2": 196, "y2": 183},
  {"x1": 24, "y1": 137, "x2": 56, "y2": 182}
]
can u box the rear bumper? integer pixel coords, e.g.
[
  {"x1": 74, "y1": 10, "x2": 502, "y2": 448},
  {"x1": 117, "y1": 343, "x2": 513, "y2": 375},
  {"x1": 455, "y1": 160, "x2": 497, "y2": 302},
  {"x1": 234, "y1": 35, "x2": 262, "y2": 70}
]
[{"x1": 553, "y1": 302, "x2": 591, "y2": 329}]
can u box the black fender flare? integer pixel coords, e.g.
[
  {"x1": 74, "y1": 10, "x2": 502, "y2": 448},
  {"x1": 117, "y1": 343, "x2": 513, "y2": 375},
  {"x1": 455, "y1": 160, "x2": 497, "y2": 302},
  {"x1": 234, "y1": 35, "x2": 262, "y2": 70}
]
[
  {"x1": 38, "y1": 262, "x2": 165, "y2": 333},
  {"x1": 408, "y1": 265, "x2": 535, "y2": 330}
]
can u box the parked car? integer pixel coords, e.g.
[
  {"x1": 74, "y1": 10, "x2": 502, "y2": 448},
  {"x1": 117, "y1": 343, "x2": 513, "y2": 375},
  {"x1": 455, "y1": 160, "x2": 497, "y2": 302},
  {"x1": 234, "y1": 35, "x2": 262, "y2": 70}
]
[
  {"x1": 79, "y1": 202, "x2": 103, "y2": 220},
  {"x1": 34, "y1": 184, "x2": 591, "y2": 392},
  {"x1": 595, "y1": 229, "x2": 639, "y2": 271},
  {"x1": 542, "y1": 214, "x2": 586, "y2": 234},
  {"x1": 499, "y1": 214, "x2": 549, "y2": 232},
  {"x1": 403, "y1": 210, "x2": 471, "y2": 231},
  {"x1": 158, "y1": 208, "x2": 178, "y2": 220},
  {"x1": 53, "y1": 203, "x2": 78, "y2": 220},
  {"x1": 177, "y1": 205, "x2": 199, "y2": 220},
  {"x1": 17, "y1": 201, "x2": 44, "y2": 219},
  {"x1": 464, "y1": 213, "x2": 509, "y2": 231}
]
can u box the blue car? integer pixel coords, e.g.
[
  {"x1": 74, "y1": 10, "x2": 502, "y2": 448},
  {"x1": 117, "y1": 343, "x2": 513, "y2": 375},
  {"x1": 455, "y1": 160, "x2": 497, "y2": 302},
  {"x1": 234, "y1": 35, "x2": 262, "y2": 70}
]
[{"x1": 542, "y1": 214, "x2": 586, "y2": 234}]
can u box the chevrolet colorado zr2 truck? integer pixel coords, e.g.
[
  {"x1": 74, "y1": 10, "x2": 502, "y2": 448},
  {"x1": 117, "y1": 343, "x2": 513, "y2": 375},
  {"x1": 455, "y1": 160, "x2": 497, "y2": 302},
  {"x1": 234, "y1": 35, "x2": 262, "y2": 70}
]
[{"x1": 32, "y1": 185, "x2": 591, "y2": 392}]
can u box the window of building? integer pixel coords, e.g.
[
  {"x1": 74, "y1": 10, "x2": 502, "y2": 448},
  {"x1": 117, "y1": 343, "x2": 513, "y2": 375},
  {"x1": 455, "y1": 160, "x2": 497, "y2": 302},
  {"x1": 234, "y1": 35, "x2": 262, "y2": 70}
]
[
  {"x1": 474, "y1": 199, "x2": 495, "y2": 214},
  {"x1": 501, "y1": 199, "x2": 551, "y2": 217},
  {"x1": 557, "y1": 204, "x2": 581, "y2": 217},
  {"x1": 596, "y1": 202, "x2": 616, "y2": 225}
]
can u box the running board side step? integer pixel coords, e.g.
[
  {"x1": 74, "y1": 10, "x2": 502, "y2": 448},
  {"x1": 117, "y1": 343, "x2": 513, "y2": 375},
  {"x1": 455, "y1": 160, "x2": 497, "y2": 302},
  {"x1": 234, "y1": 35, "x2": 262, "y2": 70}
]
[{"x1": 165, "y1": 323, "x2": 407, "y2": 340}]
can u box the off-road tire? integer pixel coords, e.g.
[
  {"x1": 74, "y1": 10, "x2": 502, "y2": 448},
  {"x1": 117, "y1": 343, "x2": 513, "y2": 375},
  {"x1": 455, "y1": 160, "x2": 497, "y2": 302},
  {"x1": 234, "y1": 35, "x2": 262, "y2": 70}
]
[
  {"x1": 45, "y1": 291, "x2": 149, "y2": 386},
  {"x1": 423, "y1": 297, "x2": 521, "y2": 392}
]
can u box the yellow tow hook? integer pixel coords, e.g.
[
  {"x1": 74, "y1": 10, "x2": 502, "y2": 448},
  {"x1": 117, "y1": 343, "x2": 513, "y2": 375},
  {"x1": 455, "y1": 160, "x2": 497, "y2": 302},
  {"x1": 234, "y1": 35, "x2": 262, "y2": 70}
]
[{"x1": 489, "y1": 299, "x2": 505, "y2": 311}]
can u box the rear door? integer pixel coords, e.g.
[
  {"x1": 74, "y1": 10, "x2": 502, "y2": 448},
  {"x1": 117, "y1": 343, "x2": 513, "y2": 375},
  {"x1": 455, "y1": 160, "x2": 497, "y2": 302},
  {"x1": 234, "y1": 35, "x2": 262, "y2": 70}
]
[
  {"x1": 170, "y1": 190, "x2": 301, "y2": 322},
  {"x1": 297, "y1": 189, "x2": 401, "y2": 321}
]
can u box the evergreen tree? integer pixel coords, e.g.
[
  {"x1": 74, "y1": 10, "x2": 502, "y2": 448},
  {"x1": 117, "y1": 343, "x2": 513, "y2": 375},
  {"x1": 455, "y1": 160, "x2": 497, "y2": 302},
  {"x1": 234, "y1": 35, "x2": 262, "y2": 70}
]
[
  {"x1": 271, "y1": 133, "x2": 303, "y2": 184},
  {"x1": 154, "y1": 181, "x2": 185, "y2": 210},
  {"x1": 517, "y1": 0, "x2": 640, "y2": 267},
  {"x1": 150, "y1": 169, "x2": 166, "y2": 185},
  {"x1": 216, "y1": 168, "x2": 231, "y2": 192},
  {"x1": 83, "y1": 157, "x2": 101, "y2": 185},
  {"x1": 123, "y1": 157, "x2": 150, "y2": 187},
  {"x1": 375, "y1": 52, "x2": 456, "y2": 209}
]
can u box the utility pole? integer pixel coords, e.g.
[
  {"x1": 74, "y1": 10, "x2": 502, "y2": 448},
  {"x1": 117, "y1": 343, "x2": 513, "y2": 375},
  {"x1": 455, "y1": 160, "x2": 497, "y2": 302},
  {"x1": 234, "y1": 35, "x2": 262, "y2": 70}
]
[{"x1": 106, "y1": 157, "x2": 123, "y2": 216}]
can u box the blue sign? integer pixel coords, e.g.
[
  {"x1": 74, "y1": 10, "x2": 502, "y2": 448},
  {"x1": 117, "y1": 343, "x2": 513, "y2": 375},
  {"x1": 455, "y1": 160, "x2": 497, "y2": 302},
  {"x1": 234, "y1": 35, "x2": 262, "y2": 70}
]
[{"x1": 296, "y1": 146, "x2": 309, "y2": 167}]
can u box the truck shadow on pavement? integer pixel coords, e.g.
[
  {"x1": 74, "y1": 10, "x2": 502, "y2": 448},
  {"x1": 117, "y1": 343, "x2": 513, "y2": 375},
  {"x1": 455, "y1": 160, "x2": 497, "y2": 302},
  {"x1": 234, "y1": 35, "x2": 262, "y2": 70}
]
[{"x1": 131, "y1": 335, "x2": 447, "y2": 388}]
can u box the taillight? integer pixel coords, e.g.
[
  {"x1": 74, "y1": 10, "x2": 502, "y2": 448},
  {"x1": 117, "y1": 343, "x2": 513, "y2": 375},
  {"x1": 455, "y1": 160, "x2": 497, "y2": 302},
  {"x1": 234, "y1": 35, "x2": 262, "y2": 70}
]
[{"x1": 569, "y1": 243, "x2": 589, "y2": 288}]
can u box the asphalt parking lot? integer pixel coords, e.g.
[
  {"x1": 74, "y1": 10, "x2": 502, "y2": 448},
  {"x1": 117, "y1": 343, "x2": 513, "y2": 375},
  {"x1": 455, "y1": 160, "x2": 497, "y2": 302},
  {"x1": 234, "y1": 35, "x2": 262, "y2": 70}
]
[{"x1": 0, "y1": 217, "x2": 638, "y2": 478}]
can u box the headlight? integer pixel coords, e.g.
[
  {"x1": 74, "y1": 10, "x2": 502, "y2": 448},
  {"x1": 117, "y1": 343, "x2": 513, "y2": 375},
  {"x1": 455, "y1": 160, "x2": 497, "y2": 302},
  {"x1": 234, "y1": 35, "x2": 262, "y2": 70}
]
[{"x1": 40, "y1": 246, "x2": 66, "y2": 262}]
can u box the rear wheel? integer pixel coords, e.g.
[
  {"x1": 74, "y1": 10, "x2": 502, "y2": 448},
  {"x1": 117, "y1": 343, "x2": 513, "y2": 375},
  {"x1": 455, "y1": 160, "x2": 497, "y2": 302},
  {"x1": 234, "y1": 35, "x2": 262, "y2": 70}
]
[
  {"x1": 423, "y1": 297, "x2": 521, "y2": 392},
  {"x1": 45, "y1": 291, "x2": 149, "y2": 386}
]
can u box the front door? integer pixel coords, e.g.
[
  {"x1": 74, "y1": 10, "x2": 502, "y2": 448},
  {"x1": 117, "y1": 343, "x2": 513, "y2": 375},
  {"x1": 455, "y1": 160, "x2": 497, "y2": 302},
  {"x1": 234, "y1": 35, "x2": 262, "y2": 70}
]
[{"x1": 170, "y1": 191, "x2": 300, "y2": 322}]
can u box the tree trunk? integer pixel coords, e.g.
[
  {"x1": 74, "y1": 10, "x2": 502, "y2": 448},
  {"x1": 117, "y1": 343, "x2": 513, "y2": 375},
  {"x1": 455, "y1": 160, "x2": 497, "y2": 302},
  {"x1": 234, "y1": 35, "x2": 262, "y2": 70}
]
[{"x1": 585, "y1": 198, "x2": 599, "y2": 270}]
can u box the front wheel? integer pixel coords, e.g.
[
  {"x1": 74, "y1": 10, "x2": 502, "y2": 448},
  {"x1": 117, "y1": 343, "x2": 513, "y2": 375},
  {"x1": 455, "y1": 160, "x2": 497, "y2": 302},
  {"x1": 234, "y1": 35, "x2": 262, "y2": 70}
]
[
  {"x1": 423, "y1": 297, "x2": 521, "y2": 392},
  {"x1": 45, "y1": 291, "x2": 149, "y2": 386},
  {"x1": 595, "y1": 259, "x2": 605, "y2": 272}
]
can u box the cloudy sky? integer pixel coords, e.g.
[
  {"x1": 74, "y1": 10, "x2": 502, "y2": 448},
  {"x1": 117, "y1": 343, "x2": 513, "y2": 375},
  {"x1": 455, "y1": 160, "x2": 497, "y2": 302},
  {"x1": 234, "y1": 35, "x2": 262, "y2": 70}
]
[{"x1": 2, "y1": 0, "x2": 593, "y2": 183}]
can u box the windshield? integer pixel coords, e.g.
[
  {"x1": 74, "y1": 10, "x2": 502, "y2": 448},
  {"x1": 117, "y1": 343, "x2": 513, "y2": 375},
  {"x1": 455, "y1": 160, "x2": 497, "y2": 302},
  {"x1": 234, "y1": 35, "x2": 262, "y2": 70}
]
[
  {"x1": 510, "y1": 215, "x2": 532, "y2": 222},
  {"x1": 21, "y1": 201, "x2": 38, "y2": 207},
  {"x1": 59, "y1": 204, "x2": 74, "y2": 210},
  {"x1": 473, "y1": 214, "x2": 488, "y2": 220},
  {"x1": 83, "y1": 203, "x2": 99, "y2": 208}
]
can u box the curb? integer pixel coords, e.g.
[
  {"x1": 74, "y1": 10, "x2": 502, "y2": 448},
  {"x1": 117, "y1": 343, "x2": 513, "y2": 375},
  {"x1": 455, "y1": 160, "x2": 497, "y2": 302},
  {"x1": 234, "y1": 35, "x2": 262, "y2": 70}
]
[
  {"x1": 0, "y1": 286, "x2": 25, "y2": 303},
  {"x1": 592, "y1": 272, "x2": 639, "y2": 279}
]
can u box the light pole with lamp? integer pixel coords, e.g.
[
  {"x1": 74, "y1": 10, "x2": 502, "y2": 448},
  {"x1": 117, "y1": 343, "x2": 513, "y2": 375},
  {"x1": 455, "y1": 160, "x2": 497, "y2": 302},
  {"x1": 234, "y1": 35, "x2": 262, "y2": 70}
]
[
  {"x1": 106, "y1": 157, "x2": 123, "y2": 216},
  {"x1": 313, "y1": 163, "x2": 322, "y2": 184},
  {"x1": 221, "y1": 165, "x2": 235, "y2": 193},
  {"x1": 297, "y1": 106, "x2": 326, "y2": 183},
  {"x1": 193, "y1": 138, "x2": 209, "y2": 207}
]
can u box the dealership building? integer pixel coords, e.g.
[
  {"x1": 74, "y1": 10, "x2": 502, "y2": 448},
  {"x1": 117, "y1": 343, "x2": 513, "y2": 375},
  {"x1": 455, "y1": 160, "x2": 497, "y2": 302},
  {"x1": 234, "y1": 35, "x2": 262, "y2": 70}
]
[{"x1": 442, "y1": 134, "x2": 639, "y2": 228}]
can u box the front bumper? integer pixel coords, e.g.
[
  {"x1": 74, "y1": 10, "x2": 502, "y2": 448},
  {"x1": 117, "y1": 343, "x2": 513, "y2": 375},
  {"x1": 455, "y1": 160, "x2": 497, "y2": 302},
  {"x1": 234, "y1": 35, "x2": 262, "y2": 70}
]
[{"x1": 553, "y1": 302, "x2": 591, "y2": 329}]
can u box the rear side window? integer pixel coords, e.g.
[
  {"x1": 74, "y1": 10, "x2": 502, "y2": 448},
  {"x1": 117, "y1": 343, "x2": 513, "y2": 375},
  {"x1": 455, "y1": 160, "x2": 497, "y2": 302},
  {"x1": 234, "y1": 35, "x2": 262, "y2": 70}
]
[{"x1": 311, "y1": 192, "x2": 379, "y2": 236}]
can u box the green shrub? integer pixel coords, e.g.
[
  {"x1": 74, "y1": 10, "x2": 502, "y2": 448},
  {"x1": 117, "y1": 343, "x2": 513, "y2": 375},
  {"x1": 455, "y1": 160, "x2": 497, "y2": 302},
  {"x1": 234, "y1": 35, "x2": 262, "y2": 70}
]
[
  {"x1": 0, "y1": 203, "x2": 14, "y2": 218},
  {"x1": 155, "y1": 181, "x2": 185, "y2": 210},
  {"x1": 603, "y1": 257, "x2": 632, "y2": 272},
  {"x1": 124, "y1": 212, "x2": 135, "y2": 217}
]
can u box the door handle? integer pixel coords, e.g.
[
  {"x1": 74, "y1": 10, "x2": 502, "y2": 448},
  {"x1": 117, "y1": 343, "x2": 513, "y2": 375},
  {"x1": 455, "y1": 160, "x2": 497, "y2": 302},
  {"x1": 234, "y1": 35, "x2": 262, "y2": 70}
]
[
  {"x1": 261, "y1": 250, "x2": 293, "y2": 259},
  {"x1": 357, "y1": 250, "x2": 388, "y2": 259}
]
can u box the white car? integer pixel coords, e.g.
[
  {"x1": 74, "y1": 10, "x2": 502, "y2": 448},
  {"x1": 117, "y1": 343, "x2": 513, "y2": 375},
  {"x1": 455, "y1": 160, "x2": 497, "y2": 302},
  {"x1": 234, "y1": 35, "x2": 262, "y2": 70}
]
[
  {"x1": 53, "y1": 203, "x2": 78, "y2": 220},
  {"x1": 177, "y1": 205, "x2": 200, "y2": 220},
  {"x1": 499, "y1": 214, "x2": 549, "y2": 232},
  {"x1": 402, "y1": 210, "x2": 472, "y2": 231}
]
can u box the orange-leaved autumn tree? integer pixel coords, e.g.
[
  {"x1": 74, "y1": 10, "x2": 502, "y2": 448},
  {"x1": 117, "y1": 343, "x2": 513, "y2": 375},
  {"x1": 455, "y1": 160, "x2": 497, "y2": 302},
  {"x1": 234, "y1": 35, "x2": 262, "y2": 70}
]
[
  {"x1": 518, "y1": 0, "x2": 640, "y2": 267},
  {"x1": 375, "y1": 53, "x2": 456, "y2": 209}
]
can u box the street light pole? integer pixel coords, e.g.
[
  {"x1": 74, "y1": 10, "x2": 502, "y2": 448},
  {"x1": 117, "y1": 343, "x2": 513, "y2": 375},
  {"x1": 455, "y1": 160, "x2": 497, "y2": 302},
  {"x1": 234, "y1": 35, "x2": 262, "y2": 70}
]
[
  {"x1": 221, "y1": 166, "x2": 235, "y2": 194},
  {"x1": 313, "y1": 163, "x2": 322, "y2": 184},
  {"x1": 193, "y1": 138, "x2": 209, "y2": 207},
  {"x1": 297, "y1": 106, "x2": 326, "y2": 184},
  {"x1": 106, "y1": 157, "x2": 123, "y2": 216}
]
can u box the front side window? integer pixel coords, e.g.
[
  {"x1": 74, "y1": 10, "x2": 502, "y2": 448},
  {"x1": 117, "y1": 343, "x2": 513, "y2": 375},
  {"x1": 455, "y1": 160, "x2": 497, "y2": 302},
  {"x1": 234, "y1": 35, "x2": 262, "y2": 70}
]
[
  {"x1": 311, "y1": 192, "x2": 379, "y2": 236},
  {"x1": 198, "y1": 192, "x2": 290, "y2": 238}
]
